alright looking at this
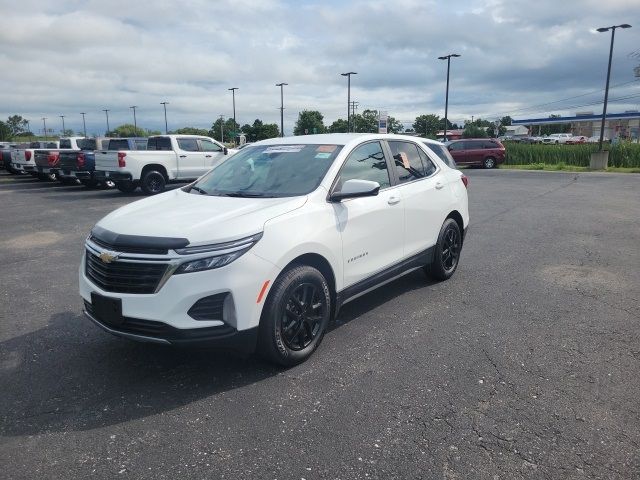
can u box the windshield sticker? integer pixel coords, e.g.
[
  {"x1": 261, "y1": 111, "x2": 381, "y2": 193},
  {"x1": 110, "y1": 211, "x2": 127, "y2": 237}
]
[
  {"x1": 316, "y1": 145, "x2": 337, "y2": 153},
  {"x1": 315, "y1": 152, "x2": 331, "y2": 159},
  {"x1": 264, "y1": 145, "x2": 305, "y2": 153}
]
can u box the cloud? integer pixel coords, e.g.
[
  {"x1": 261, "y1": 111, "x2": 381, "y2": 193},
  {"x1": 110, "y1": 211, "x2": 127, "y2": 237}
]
[{"x1": 0, "y1": 0, "x2": 638, "y2": 134}]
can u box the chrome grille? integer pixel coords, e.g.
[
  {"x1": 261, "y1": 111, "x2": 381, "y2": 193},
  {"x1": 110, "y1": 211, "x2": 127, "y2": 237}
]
[{"x1": 85, "y1": 249, "x2": 168, "y2": 294}]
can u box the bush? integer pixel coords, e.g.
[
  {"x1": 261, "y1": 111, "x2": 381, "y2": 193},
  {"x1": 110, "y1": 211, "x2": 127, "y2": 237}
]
[{"x1": 503, "y1": 142, "x2": 640, "y2": 168}]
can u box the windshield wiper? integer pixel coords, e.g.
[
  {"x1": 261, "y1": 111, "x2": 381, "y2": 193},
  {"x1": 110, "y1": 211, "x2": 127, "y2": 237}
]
[
  {"x1": 190, "y1": 186, "x2": 209, "y2": 195},
  {"x1": 218, "y1": 191, "x2": 276, "y2": 198}
]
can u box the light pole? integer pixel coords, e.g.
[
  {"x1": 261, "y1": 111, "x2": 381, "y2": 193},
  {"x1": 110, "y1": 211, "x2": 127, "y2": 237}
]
[
  {"x1": 596, "y1": 24, "x2": 632, "y2": 151},
  {"x1": 59, "y1": 115, "x2": 65, "y2": 136},
  {"x1": 160, "y1": 102, "x2": 169, "y2": 134},
  {"x1": 276, "y1": 83, "x2": 288, "y2": 137},
  {"x1": 80, "y1": 113, "x2": 87, "y2": 137},
  {"x1": 26, "y1": 120, "x2": 31, "y2": 138},
  {"x1": 130, "y1": 105, "x2": 138, "y2": 132},
  {"x1": 438, "y1": 54, "x2": 461, "y2": 141},
  {"x1": 42, "y1": 118, "x2": 48, "y2": 140},
  {"x1": 341, "y1": 72, "x2": 357, "y2": 132},
  {"x1": 102, "y1": 109, "x2": 110, "y2": 137},
  {"x1": 228, "y1": 87, "x2": 238, "y2": 143}
]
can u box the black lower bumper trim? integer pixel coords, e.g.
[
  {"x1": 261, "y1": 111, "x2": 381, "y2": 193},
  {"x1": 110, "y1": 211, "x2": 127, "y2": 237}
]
[
  {"x1": 94, "y1": 171, "x2": 132, "y2": 181},
  {"x1": 83, "y1": 301, "x2": 258, "y2": 352}
]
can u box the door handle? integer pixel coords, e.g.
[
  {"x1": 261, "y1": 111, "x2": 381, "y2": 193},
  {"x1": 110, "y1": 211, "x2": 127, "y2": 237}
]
[
  {"x1": 387, "y1": 196, "x2": 401, "y2": 205},
  {"x1": 179, "y1": 155, "x2": 187, "y2": 158},
  {"x1": 205, "y1": 155, "x2": 212, "y2": 158},
  {"x1": 435, "y1": 182, "x2": 444, "y2": 190}
]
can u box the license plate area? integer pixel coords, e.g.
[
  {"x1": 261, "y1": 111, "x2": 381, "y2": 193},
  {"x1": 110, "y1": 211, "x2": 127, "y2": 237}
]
[{"x1": 91, "y1": 293, "x2": 124, "y2": 327}]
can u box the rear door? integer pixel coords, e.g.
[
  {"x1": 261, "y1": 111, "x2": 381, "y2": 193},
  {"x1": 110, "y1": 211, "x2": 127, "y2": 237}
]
[
  {"x1": 175, "y1": 137, "x2": 203, "y2": 179},
  {"x1": 465, "y1": 140, "x2": 485, "y2": 165}
]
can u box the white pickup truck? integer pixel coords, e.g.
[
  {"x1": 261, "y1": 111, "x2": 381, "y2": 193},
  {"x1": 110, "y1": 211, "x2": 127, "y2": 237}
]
[
  {"x1": 11, "y1": 141, "x2": 60, "y2": 175},
  {"x1": 93, "y1": 135, "x2": 237, "y2": 194},
  {"x1": 541, "y1": 133, "x2": 572, "y2": 144}
]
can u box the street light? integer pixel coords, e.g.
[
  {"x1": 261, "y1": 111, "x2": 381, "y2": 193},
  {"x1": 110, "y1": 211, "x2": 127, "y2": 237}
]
[
  {"x1": 228, "y1": 87, "x2": 238, "y2": 143},
  {"x1": 595, "y1": 24, "x2": 632, "y2": 151},
  {"x1": 80, "y1": 113, "x2": 87, "y2": 137},
  {"x1": 341, "y1": 72, "x2": 357, "y2": 132},
  {"x1": 437, "y1": 54, "x2": 461, "y2": 141},
  {"x1": 160, "y1": 102, "x2": 169, "y2": 134},
  {"x1": 26, "y1": 120, "x2": 31, "y2": 138},
  {"x1": 130, "y1": 106, "x2": 138, "y2": 132},
  {"x1": 42, "y1": 117, "x2": 48, "y2": 140},
  {"x1": 59, "y1": 115, "x2": 65, "y2": 136},
  {"x1": 102, "y1": 109, "x2": 110, "y2": 137},
  {"x1": 276, "y1": 83, "x2": 288, "y2": 137}
]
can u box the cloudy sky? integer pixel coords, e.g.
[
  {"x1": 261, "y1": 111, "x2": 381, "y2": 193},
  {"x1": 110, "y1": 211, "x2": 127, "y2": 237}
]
[{"x1": 1, "y1": 0, "x2": 639, "y2": 135}]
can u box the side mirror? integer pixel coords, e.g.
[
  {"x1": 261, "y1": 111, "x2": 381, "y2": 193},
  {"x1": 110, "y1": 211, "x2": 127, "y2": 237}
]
[
  {"x1": 223, "y1": 147, "x2": 228, "y2": 155},
  {"x1": 330, "y1": 179, "x2": 380, "y2": 202}
]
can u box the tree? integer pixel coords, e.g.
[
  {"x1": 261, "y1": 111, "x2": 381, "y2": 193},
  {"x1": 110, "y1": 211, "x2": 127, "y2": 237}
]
[
  {"x1": 500, "y1": 116, "x2": 513, "y2": 127},
  {"x1": 413, "y1": 114, "x2": 441, "y2": 137},
  {"x1": 172, "y1": 127, "x2": 209, "y2": 136},
  {"x1": 107, "y1": 124, "x2": 148, "y2": 137},
  {"x1": 210, "y1": 118, "x2": 240, "y2": 142},
  {"x1": 462, "y1": 124, "x2": 488, "y2": 138},
  {"x1": 241, "y1": 119, "x2": 279, "y2": 142},
  {"x1": 62, "y1": 128, "x2": 75, "y2": 137},
  {"x1": 328, "y1": 118, "x2": 349, "y2": 133},
  {"x1": 293, "y1": 110, "x2": 326, "y2": 135},
  {"x1": 6, "y1": 115, "x2": 28, "y2": 137},
  {"x1": 387, "y1": 116, "x2": 403, "y2": 134},
  {"x1": 0, "y1": 121, "x2": 10, "y2": 141}
]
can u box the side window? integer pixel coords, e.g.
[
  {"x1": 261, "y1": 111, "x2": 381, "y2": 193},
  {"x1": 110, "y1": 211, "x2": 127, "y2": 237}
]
[
  {"x1": 200, "y1": 139, "x2": 223, "y2": 152},
  {"x1": 338, "y1": 141, "x2": 390, "y2": 190},
  {"x1": 469, "y1": 141, "x2": 484, "y2": 150},
  {"x1": 417, "y1": 148, "x2": 438, "y2": 176},
  {"x1": 428, "y1": 144, "x2": 457, "y2": 169},
  {"x1": 448, "y1": 141, "x2": 464, "y2": 151},
  {"x1": 483, "y1": 141, "x2": 498, "y2": 149},
  {"x1": 147, "y1": 137, "x2": 172, "y2": 151},
  {"x1": 388, "y1": 141, "x2": 425, "y2": 183},
  {"x1": 177, "y1": 138, "x2": 199, "y2": 152}
]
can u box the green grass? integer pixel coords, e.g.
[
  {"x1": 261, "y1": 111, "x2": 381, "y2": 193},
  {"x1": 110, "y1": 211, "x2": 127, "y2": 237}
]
[
  {"x1": 501, "y1": 164, "x2": 639, "y2": 173},
  {"x1": 503, "y1": 141, "x2": 640, "y2": 168}
]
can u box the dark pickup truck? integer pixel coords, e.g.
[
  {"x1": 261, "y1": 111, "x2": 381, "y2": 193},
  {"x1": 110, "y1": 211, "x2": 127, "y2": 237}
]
[
  {"x1": 57, "y1": 137, "x2": 147, "y2": 187},
  {"x1": 33, "y1": 137, "x2": 85, "y2": 181}
]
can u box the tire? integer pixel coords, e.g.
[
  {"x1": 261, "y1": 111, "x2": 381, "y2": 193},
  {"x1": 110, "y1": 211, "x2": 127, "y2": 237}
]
[
  {"x1": 38, "y1": 172, "x2": 57, "y2": 181},
  {"x1": 100, "y1": 180, "x2": 116, "y2": 189},
  {"x1": 59, "y1": 177, "x2": 80, "y2": 185},
  {"x1": 425, "y1": 218, "x2": 462, "y2": 281},
  {"x1": 483, "y1": 157, "x2": 496, "y2": 169},
  {"x1": 257, "y1": 265, "x2": 331, "y2": 366},
  {"x1": 115, "y1": 180, "x2": 138, "y2": 193},
  {"x1": 140, "y1": 170, "x2": 166, "y2": 195}
]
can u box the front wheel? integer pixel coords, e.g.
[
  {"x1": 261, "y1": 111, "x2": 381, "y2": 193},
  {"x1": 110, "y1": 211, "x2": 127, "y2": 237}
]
[
  {"x1": 483, "y1": 157, "x2": 496, "y2": 169},
  {"x1": 258, "y1": 265, "x2": 331, "y2": 366},
  {"x1": 140, "y1": 170, "x2": 166, "y2": 195},
  {"x1": 425, "y1": 218, "x2": 462, "y2": 281}
]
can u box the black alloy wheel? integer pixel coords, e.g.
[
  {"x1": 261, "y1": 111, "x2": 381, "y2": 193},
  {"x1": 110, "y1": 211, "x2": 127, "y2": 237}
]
[
  {"x1": 483, "y1": 157, "x2": 496, "y2": 169},
  {"x1": 426, "y1": 218, "x2": 463, "y2": 281},
  {"x1": 258, "y1": 265, "x2": 331, "y2": 366},
  {"x1": 141, "y1": 170, "x2": 166, "y2": 195}
]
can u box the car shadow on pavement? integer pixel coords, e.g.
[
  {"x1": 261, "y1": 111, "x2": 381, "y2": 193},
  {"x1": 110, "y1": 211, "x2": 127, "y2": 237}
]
[{"x1": 0, "y1": 270, "x2": 436, "y2": 438}]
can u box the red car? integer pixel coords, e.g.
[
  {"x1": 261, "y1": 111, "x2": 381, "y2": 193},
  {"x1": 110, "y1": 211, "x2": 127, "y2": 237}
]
[{"x1": 445, "y1": 138, "x2": 505, "y2": 168}]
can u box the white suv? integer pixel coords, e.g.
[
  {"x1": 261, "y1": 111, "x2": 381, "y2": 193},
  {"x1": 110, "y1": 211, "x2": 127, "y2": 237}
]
[{"x1": 80, "y1": 134, "x2": 469, "y2": 365}]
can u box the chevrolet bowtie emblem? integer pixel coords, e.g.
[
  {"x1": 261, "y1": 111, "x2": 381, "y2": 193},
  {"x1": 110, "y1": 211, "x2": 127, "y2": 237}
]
[{"x1": 99, "y1": 252, "x2": 119, "y2": 263}]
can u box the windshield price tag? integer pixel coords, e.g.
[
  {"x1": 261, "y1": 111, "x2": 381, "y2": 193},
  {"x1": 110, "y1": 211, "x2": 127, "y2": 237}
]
[{"x1": 264, "y1": 145, "x2": 305, "y2": 153}]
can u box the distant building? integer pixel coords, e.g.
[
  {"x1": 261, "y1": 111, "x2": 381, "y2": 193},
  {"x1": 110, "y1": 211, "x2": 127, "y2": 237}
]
[
  {"x1": 504, "y1": 125, "x2": 529, "y2": 137},
  {"x1": 436, "y1": 129, "x2": 464, "y2": 141},
  {"x1": 512, "y1": 111, "x2": 640, "y2": 141}
]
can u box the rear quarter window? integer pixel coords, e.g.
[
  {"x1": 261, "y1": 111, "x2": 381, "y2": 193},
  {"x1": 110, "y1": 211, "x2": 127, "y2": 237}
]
[
  {"x1": 60, "y1": 139, "x2": 72, "y2": 149},
  {"x1": 108, "y1": 139, "x2": 130, "y2": 150},
  {"x1": 147, "y1": 137, "x2": 172, "y2": 151}
]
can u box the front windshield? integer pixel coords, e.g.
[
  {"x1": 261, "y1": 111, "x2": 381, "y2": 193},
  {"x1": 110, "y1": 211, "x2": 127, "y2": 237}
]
[{"x1": 190, "y1": 144, "x2": 343, "y2": 197}]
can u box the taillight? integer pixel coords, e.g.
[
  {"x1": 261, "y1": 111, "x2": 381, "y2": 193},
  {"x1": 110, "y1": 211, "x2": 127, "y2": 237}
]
[
  {"x1": 118, "y1": 151, "x2": 126, "y2": 168},
  {"x1": 25, "y1": 151, "x2": 32, "y2": 161},
  {"x1": 461, "y1": 174, "x2": 469, "y2": 188},
  {"x1": 77, "y1": 152, "x2": 86, "y2": 168},
  {"x1": 47, "y1": 152, "x2": 60, "y2": 166}
]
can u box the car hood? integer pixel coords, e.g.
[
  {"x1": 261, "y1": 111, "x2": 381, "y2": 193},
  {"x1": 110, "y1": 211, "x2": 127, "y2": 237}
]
[{"x1": 96, "y1": 188, "x2": 307, "y2": 246}]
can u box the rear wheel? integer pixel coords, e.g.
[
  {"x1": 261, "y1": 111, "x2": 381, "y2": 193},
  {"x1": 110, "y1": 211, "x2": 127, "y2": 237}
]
[
  {"x1": 425, "y1": 218, "x2": 462, "y2": 281},
  {"x1": 483, "y1": 157, "x2": 496, "y2": 169},
  {"x1": 140, "y1": 170, "x2": 166, "y2": 195},
  {"x1": 115, "y1": 180, "x2": 138, "y2": 193},
  {"x1": 258, "y1": 265, "x2": 331, "y2": 366}
]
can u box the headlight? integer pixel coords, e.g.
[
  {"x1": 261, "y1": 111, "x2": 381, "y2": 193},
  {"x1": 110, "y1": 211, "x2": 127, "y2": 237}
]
[{"x1": 173, "y1": 233, "x2": 262, "y2": 274}]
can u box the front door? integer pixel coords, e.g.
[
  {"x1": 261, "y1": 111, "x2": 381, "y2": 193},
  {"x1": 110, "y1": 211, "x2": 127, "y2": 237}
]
[
  {"x1": 448, "y1": 141, "x2": 467, "y2": 164},
  {"x1": 199, "y1": 138, "x2": 227, "y2": 175},
  {"x1": 176, "y1": 137, "x2": 204, "y2": 179},
  {"x1": 332, "y1": 141, "x2": 405, "y2": 289}
]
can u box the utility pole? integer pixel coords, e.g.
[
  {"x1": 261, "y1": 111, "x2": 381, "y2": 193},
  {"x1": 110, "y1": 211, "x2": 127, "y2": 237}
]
[
  {"x1": 276, "y1": 83, "x2": 288, "y2": 137},
  {"x1": 341, "y1": 72, "x2": 357, "y2": 132},
  {"x1": 42, "y1": 118, "x2": 48, "y2": 140},
  {"x1": 350, "y1": 101, "x2": 359, "y2": 132},
  {"x1": 80, "y1": 113, "x2": 87, "y2": 137},
  {"x1": 59, "y1": 115, "x2": 66, "y2": 136},
  {"x1": 160, "y1": 102, "x2": 169, "y2": 134},
  {"x1": 26, "y1": 120, "x2": 31, "y2": 138},
  {"x1": 438, "y1": 54, "x2": 461, "y2": 141},
  {"x1": 219, "y1": 115, "x2": 225, "y2": 143},
  {"x1": 228, "y1": 88, "x2": 238, "y2": 144},
  {"x1": 130, "y1": 106, "x2": 138, "y2": 132},
  {"x1": 102, "y1": 109, "x2": 110, "y2": 137}
]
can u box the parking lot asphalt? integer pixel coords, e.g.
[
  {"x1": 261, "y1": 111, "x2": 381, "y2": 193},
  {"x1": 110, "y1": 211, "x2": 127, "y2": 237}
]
[{"x1": 1, "y1": 169, "x2": 639, "y2": 479}]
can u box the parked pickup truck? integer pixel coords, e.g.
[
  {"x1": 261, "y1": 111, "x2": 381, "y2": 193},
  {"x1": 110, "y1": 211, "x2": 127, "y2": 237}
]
[
  {"x1": 12, "y1": 141, "x2": 60, "y2": 175},
  {"x1": 58, "y1": 137, "x2": 148, "y2": 188},
  {"x1": 33, "y1": 137, "x2": 85, "y2": 181},
  {"x1": 541, "y1": 133, "x2": 572, "y2": 145},
  {"x1": 93, "y1": 135, "x2": 236, "y2": 194}
]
